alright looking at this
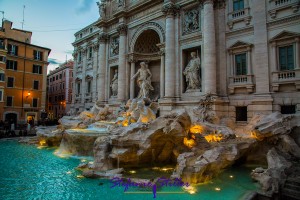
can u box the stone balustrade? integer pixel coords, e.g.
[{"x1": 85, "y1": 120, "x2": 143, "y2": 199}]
[
  {"x1": 272, "y1": 69, "x2": 300, "y2": 91},
  {"x1": 228, "y1": 75, "x2": 255, "y2": 94},
  {"x1": 228, "y1": 7, "x2": 250, "y2": 21}
]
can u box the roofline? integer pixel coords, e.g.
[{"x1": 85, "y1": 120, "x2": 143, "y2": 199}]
[
  {"x1": 74, "y1": 20, "x2": 98, "y2": 36},
  {"x1": 7, "y1": 38, "x2": 51, "y2": 54}
]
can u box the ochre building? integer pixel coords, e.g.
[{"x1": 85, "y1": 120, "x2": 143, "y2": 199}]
[{"x1": 0, "y1": 20, "x2": 51, "y2": 125}]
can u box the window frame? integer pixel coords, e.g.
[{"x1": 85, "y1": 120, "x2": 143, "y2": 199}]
[
  {"x1": 6, "y1": 96, "x2": 13, "y2": 107},
  {"x1": 0, "y1": 89, "x2": 3, "y2": 101},
  {"x1": 7, "y1": 77, "x2": 14, "y2": 88},
  {"x1": 8, "y1": 44, "x2": 18, "y2": 56},
  {"x1": 33, "y1": 50, "x2": 43, "y2": 61},
  {"x1": 6, "y1": 60, "x2": 18, "y2": 70},
  {"x1": 32, "y1": 98, "x2": 38, "y2": 108},
  {"x1": 278, "y1": 44, "x2": 295, "y2": 71},
  {"x1": 235, "y1": 53, "x2": 247, "y2": 75},
  {"x1": 33, "y1": 80, "x2": 39, "y2": 90},
  {"x1": 32, "y1": 64, "x2": 42, "y2": 74},
  {"x1": 233, "y1": 0, "x2": 244, "y2": 11},
  {"x1": 0, "y1": 71, "x2": 5, "y2": 82}
]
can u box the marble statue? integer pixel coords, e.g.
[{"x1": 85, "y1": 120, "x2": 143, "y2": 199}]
[
  {"x1": 183, "y1": 52, "x2": 201, "y2": 91},
  {"x1": 131, "y1": 62, "x2": 154, "y2": 98},
  {"x1": 97, "y1": 1, "x2": 106, "y2": 19},
  {"x1": 110, "y1": 69, "x2": 118, "y2": 96}
]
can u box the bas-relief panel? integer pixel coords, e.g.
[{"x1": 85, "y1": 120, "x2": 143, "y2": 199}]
[
  {"x1": 110, "y1": 37, "x2": 119, "y2": 57},
  {"x1": 182, "y1": 8, "x2": 200, "y2": 35}
]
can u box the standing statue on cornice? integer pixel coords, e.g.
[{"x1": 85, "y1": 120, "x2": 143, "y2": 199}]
[
  {"x1": 96, "y1": 0, "x2": 106, "y2": 19},
  {"x1": 183, "y1": 52, "x2": 201, "y2": 91},
  {"x1": 131, "y1": 62, "x2": 154, "y2": 98}
]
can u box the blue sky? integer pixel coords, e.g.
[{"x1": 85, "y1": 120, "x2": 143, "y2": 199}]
[{"x1": 0, "y1": 0, "x2": 99, "y2": 72}]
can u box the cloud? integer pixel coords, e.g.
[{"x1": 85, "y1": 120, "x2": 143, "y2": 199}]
[
  {"x1": 48, "y1": 58, "x2": 63, "y2": 65},
  {"x1": 76, "y1": 0, "x2": 94, "y2": 14}
]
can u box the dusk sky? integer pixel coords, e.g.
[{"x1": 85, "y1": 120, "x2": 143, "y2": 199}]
[{"x1": 0, "y1": 0, "x2": 99, "y2": 72}]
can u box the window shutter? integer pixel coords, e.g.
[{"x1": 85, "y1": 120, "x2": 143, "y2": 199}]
[
  {"x1": 33, "y1": 50, "x2": 37, "y2": 59},
  {"x1": 14, "y1": 61, "x2": 17, "y2": 70},
  {"x1": 39, "y1": 65, "x2": 43, "y2": 74},
  {"x1": 15, "y1": 46, "x2": 18, "y2": 56},
  {"x1": 8, "y1": 44, "x2": 12, "y2": 53},
  {"x1": 40, "y1": 52, "x2": 43, "y2": 61}
]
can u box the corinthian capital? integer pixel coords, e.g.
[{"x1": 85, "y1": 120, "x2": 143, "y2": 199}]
[
  {"x1": 162, "y1": 3, "x2": 180, "y2": 17},
  {"x1": 117, "y1": 24, "x2": 128, "y2": 36},
  {"x1": 198, "y1": 0, "x2": 226, "y2": 9},
  {"x1": 99, "y1": 33, "x2": 108, "y2": 43}
]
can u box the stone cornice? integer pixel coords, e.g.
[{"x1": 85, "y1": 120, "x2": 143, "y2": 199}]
[
  {"x1": 267, "y1": 14, "x2": 300, "y2": 27},
  {"x1": 117, "y1": 24, "x2": 128, "y2": 36},
  {"x1": 198, "y1": 0, "x2": 226, "y2": 9}
]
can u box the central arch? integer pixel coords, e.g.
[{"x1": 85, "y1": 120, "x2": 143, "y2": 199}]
[{"x1": 129, "y1": 24, "x2": 165, "y2": 100}]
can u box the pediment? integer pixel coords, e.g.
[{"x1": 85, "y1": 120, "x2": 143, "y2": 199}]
[
  {"x1": 85, "y1": 75, "x2": 93, "y2": 80},
  {"x1": 270, "y1": 31, "x2": 300, "y2": 41},
  {"x1": 229, "y1": 41, "x2": 252, "y2": 50},
  {"x1": 75, "y1": 77, "x2": 82, "y2": 82}
]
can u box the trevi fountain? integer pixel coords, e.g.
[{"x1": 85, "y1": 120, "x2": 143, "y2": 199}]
[{"x1": 18, "y1": 60, "x2": 299, "y2": 200}]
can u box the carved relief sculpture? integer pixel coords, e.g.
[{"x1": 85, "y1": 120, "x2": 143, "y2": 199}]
[
  {"x1": 131, "y1": 62, "x2": 154, "y2": 98},
  {"x1": 183, "y1": 52, "x2": 201, "y2": 91},
  {"x1": 110, "y1": 37, "x2": 119, "y2": 56},
  {"x1": 110, "y1": 69, "x2": 118, "y2": 96},
  {"x1": 183, "y1": 9, "x2": 200, "y2": 35}
]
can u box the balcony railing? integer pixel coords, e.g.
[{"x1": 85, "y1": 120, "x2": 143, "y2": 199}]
[
  {"x1": 228, "y1": 74, "x2": 255, "y2": 94},
  {"x1": 229, "y1": 74, "x2": 254, "y2": 85},
  {"x1": 272, "y1": 69, "x2": 300, "y2": 82},
  {"x1": 272, "y1": 69, "x2": 300, "y2": 91},
  {"x1": 228, "y1": 7, "x2": 250, "y2": 21},
  {"x1": 269, "y1": 0, "x2": 299, "y2": 18}
]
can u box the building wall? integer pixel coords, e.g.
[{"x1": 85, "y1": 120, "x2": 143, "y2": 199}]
[
  {"x1": 72, "y1": 0, "x2": 300, "y2": 122},
  {"x1": 0, "y1": 20, "x2": 50, "y2": 125},
  {"x1": 47, "y1": 60, "x2": 74, "y2": 119}
]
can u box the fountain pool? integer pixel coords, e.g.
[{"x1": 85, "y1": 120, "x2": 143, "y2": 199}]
[{"x1": 0, "y1": 140, "x2": 259, "y2": 200}]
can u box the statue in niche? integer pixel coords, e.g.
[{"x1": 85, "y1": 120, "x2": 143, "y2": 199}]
[
  {"x1": 110, "y1": 38, "x2": 119, "y2": 56},
  {"x1": 110, "y1": 69, "x2": 118, "y2": 96},
  {"x1": 183, "y1": 52, "x2": 201, "y2": 91},
  {"x1": 183, "y1": 9, "x2": 199, "y2": 34},
  {"x1": 131, "y1": 62, "x2": 154, "y2": 98}
]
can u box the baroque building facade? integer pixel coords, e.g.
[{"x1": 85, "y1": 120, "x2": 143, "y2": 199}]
[{"x1": 72, "y1": 0, "x2": 300, "y2": 122}]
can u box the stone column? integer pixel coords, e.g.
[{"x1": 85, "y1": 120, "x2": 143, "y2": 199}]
[
  {"x1": 160, "y1": 50, "x2": 165, "y2": 98},
  {"x1": 129, "y1": 60, "x2": 135, "y2": 99},
  {"x1": 271, "y1": 42, "x2": 277, "y2": 71},
  {"x1": 97, "y1": 33, "x2": 108, "y2": 102},
  {"x1": 295, "y1": 38, "x2": 299, "y2": 69},
  {"x1": 162, "y1": 3, "x2": 178, "y2": 98},
  {"x1": 203, "y1": 0, "x2": 217, "y2": 94},
  {"x1": 93, "y1": 43, "x2": 99, "y2": 102},
  {"x1": 81, "y1": 48, "x2": 87, "y2": 105},
  {"x1": 117, "y1": 24, "x2": 127, "y2": 102},
  {"x1": 247, "y1": 47, "x2": 251, "y2": 75}
]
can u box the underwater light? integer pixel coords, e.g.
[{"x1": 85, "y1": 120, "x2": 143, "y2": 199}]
[
  {"x1": 76, "y1": 175, "x2": 84, "y2": 178},
  {"x1": 66, "y1": 171, "x2": 72, "y2": 174},
  {"x1": 129, "y1": 170, "x2": 136, "y2": 174},
  {"x1": 229, "y1": 175, "x2": 234, "y2": 178},
  {"x1": 215, "y1": 187, "x2": 221, "y2": 191}
]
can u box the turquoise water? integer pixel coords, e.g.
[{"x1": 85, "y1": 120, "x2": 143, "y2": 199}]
[{"x1": 0, "y1": 140, "x2": 259, "y2": 200}]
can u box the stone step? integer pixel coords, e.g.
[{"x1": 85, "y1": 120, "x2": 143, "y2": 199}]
[
  {"x1": 285, "y1": 183, "x2": 300, "y2": 190},
  {"x1": 282, "y1": 188, "x2": 300, "y2": 200},
  {"x1": 286, "y1": 179, "x2": 300, "y2": 187}
]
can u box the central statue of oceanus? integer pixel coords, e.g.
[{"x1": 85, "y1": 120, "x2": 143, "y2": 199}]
[{"x1": 131, "y1": 62, "x2": 154, "y2": 98}]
